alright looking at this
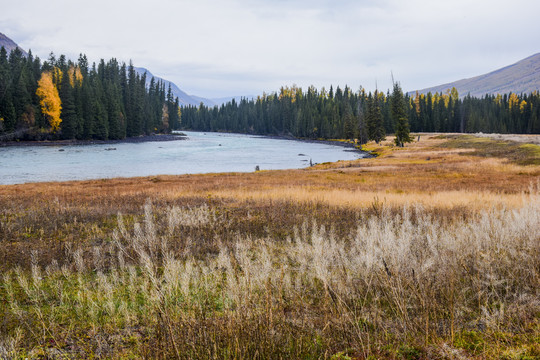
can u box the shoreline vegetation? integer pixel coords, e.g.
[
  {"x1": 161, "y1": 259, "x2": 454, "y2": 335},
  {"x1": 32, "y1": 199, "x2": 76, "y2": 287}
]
[
  {"x1": 0, "y1": 133, "x2": 187, "y2": 147},
  {"x1": 1, "y1": 133, "x2": 539, "y2": 359}
]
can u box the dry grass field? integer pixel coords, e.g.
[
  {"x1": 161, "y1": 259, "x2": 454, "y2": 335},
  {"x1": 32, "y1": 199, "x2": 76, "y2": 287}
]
[{"x1": 0, "y1": 133, "x2": 539, "y2": 359}]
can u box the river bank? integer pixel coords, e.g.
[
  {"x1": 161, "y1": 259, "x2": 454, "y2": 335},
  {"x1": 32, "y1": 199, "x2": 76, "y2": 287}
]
[
  {"x1": 0, "y1": 133, "x2": 187, "y2": 147},
  {"x1": 0, "y1": 131, "x2": 370, "y2": 157}
]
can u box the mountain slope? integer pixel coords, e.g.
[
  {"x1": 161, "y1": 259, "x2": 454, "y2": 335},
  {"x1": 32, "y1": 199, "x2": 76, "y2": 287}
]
[
  {"x1": 0, "y1": 32, "x2": 28, "y2": 56},
  {"x1": 413, "y1": 53, "x2": 540, "y2": 97},
  {"x1": 134, "y1": 67, "x2": 216, "y2": 106}
]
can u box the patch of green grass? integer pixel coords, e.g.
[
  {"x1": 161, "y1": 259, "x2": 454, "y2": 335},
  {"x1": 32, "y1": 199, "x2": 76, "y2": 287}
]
[
  {"x1": 454, "y1": 330, "x2": 485, "y2": 354},
  {"x1": 517, "y1": 144, "x2": 540, "y2": 165},
  {"x1": 438, "y1": 135, "x2": 540, "y2": 165},
  {"x1": 397, "y1": 344, "x2": 423, "y2": 360}
]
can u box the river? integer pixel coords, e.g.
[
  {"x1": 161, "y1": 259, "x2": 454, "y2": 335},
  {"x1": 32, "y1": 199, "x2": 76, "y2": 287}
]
[{"x1": 0, "y1": 131, "x2": 366, "y2": 185}]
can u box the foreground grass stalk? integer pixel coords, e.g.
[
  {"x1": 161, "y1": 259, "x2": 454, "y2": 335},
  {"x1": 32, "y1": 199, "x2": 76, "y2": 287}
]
[{"x1": 1, "y1": 189, "x2": 539, "y2": 358}]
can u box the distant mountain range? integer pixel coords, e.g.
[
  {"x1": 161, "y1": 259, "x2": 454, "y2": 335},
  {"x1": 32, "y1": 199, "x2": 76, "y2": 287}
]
[
  {"x1": 412, "y1": 53, "x2": 540, "y2": 97},
  {"x1": 4, "y1": 32, "x2": 539, "y2": 101}
]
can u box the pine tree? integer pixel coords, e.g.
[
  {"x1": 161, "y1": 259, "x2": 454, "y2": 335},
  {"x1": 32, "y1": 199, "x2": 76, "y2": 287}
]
[
  {"x1": 58, "y1": 68, "x2": 78, "y2": 139},
  {"x1": 367, "y1": 91, "x2": 386, "y2": 143},
  {"x1": 356, "y1": 97, "x2": 368, "y2": 145},
  {"x1": 391, "y1": 82, "x2": 412, "y2": 147},
  {"x1": 342, "y1": 102, "x2": 355, "y2": 140},
  {"x1": 0, "y1": 46, "x2": 14, "y2": 132}
]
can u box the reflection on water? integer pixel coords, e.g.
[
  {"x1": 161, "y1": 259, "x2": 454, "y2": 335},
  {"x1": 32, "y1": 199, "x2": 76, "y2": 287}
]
[{"x1": 0, "y1": 131, "x2": 365, "y2": 185}]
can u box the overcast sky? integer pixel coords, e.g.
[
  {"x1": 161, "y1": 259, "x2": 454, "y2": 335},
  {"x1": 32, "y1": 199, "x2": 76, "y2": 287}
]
[{"x1": 2, "y1": 0, "x2": 539, "y2": 98}]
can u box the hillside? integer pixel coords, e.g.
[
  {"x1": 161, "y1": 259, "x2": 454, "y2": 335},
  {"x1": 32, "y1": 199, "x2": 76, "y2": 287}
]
[
  {"x1": 413, "y1": 53, "x2": 540, "y2": 97},
  {"x1": 0, "y1": 32, "x2": 28, "y2": 56},
  {"x1": 133, "y1": 69, "x2": 247, "y2": 107},
  {"x1": 134, "y1": 67, "x2": 215, "y2": 107}
]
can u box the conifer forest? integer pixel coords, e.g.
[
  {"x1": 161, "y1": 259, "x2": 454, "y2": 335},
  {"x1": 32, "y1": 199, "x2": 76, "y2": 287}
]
[
  {"x1": 0, "y1": 47, "x2": 180, "y2": 141},
  {"x1": 181, "y1": 85, "x2": 540, "y2": 142},
  {"x1": 1, "y1": 45, "x2": 540, "y2": 143}
]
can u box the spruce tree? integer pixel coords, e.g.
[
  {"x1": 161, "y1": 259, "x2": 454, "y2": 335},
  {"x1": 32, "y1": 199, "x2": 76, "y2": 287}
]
[
  {"x1": 342, "y1": 102, "x2": 355, "y2": 140},
  {"x1": 58, "y1": 70, "x2": 78, "y2": 139},
  {"x1": 391, "y1": 82, "x2": 412, "y2": 147},
  {"x1": 367, "y1": 91, "x2": 386, "y2": 144},
  {"x1": 356, "y1": 98, "x2": 368, "y2": 145}
]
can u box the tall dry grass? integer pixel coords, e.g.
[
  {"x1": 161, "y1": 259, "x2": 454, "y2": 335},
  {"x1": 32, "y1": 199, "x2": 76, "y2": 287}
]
[
  {"x1": 1, "y1": 192, "x2": 539, "y2": 358},
  {"x1": 1, "y1": 134, "x2": 539, "y2": 358}
]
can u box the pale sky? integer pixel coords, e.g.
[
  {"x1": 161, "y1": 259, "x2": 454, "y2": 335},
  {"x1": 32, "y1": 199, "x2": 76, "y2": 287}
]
[{"x1": 2, "y1": 0, "x2": 539, "y2": 98}]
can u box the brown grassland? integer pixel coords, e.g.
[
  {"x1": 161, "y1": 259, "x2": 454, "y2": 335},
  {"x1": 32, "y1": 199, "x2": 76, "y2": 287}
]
[{"x1": 0, "y1": 133, "x2": 539, "y2": 359}]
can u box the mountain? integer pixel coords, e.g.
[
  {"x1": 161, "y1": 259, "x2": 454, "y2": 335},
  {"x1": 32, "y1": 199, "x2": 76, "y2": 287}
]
[
  {"x1": 133, "y1": 68, "x2": 252, "y2": 107},
  {"x1": 0, "y1": 32, "x2": 28, "y2": 56},
  {"x1": 190, "y1": 95, "x2": 217, "y2": 107},
  {"x1": 210, "y1": 96, "x2": 255, "y2": 106},
  {"x1": 412, "y1": 53, "x2": 540, "y2": 97},
  {"x1": 133, "y1": 67, "x2": 216, "y2": 107}
]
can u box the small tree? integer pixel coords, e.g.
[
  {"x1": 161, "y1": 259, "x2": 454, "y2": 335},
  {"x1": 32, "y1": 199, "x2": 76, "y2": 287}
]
[
  {"x1": 391, "y1": 82, "x2": 412, "y2": 147},
  {"x1": 36, "y1": 70, "x2": 62, "y2": 132}
]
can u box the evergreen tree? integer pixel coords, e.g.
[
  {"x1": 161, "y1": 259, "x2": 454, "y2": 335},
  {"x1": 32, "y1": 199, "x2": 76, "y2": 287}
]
[
  {"x1": 58, "y1": 68, "x2": 78, "y2": 139},
  {"x1": 366, "y1": 91, "x2": 386, "y2": 143},
  {"x1": 391, "y1": 82, "x2": 412, "y2": 146},
  {"x1": 356, "y1": 97, "x2": 368, "y2": 145},
  {"x1": 342, "y1": 102, "x2": 355, "y2": 140}
]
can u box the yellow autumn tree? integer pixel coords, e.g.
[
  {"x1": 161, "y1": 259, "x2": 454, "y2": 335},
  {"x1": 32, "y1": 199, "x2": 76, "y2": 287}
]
[
  {"x1": 519, "y1": 100, "x2": 528, "y2": 113},
  {"x1": 67, "y1": 65, "x2": 83, "y2": 87},
  {"x1": 36, "y1": 71, "x2": 62, "y2": 132},
  {"x1": 508, "y1": 93, "x2": 519, "y2": 111},
  {"x1": 161, "y1": 103, "x2": 169, "y2": 131}
]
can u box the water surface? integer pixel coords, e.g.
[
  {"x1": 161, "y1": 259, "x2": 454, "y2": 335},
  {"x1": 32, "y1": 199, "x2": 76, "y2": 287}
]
[{"x1": 0, "y1": 131, "x2": 365, "y2": 185}]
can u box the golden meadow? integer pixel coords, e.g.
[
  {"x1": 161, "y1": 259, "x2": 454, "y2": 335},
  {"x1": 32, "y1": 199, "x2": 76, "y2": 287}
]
[{"x1": 0, "y1": 134, "x2": 539, "y2": 359}]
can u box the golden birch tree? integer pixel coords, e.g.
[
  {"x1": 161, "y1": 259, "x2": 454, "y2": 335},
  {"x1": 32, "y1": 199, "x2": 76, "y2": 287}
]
[{"x1": 36, "y1": 71, "x2": 62, "y2": 132}]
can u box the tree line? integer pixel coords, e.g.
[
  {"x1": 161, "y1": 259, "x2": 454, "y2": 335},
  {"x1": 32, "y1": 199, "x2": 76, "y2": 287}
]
[
  {"x1": 180, "y1": 84, "x2": 540, "y2": 142},
  {"x1": 0, "y1": 46, "x2": 180, "y2": 140}
]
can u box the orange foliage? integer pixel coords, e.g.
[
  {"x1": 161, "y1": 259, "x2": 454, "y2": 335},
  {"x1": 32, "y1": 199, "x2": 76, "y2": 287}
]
[
  {"x1": 67, "y1": 66, "x2": 83, "y2": 87},
  {"x1": 51, "y1": 67, "x2": 63, "y2": 87},
  {"x1": 509, "y1": 93, "x2": 519, "y2": 111},
  {"x1": 414, "y1": 91, "x2": 421, "y2": 115},
  {"x1": 161, "y1": 103, "x2": 169, "y2": 131},
  {"x1": 520, "y1": 100, "x2": 528, "y2": 113},
  {"x1": 279, "y1": 85, "x2": 302, "y2": 102},
  {"x1": 36, "y1": 71, "x2": 62, "y2": 132}
]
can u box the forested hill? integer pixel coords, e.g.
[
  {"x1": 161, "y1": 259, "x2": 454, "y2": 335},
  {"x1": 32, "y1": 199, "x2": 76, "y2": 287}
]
[
  {"x1": 181, "y1": 85, "x2": 540, "y2": 141},
  {"x1": 0, "y1": 46, "x2": 180, "y2": 141},
  {"x1": 412, "y1": 53, "x2": 540, "y2": 97}
]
